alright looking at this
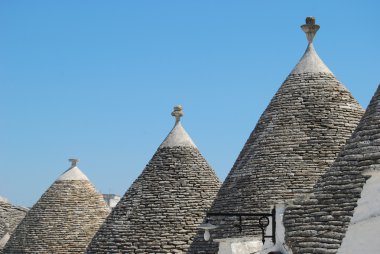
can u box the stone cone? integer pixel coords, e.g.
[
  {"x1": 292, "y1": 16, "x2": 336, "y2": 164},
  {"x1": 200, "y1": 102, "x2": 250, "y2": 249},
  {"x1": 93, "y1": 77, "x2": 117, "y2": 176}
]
[
  {"x1": 87, "y1": 107, "x2": 221, "y2": 253},
  {"x1": 200, "y1": 18, "x2": 364, "y2": 253},
  {"x1": 3, "y1": 164, "x2": 109, "y2": 254}
]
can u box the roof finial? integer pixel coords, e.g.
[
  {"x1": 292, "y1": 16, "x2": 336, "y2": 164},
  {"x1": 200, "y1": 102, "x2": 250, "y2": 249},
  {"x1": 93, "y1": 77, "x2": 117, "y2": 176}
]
[
  {"x1": 171, "y1": 105, "x2": 183, "y2": 124},
  {"x1": 301, "y1": 16, "x2": 320, "y2": 43},
  {"x1": 69, "y1": 158, "x2": 79, "y2": 167}
]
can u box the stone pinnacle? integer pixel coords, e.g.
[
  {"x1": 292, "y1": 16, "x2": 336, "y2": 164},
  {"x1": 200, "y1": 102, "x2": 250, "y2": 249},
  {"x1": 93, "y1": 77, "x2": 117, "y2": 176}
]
[
  {"x1": 171, "y1": 105, "x2": 183, "y2": 124},
  {"x1": 69, "y1": 158, "x2": 79, "y2": 167},
  {"x1": 301, "y1": 16, "x2": 320, "y2": 43}
]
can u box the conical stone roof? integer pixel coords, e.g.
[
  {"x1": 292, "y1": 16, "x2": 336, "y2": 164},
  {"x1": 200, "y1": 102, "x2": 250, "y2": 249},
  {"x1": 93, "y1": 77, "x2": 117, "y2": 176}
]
[
  {"x1": 207, "y1": 17, "x2": 364, "y2": 242},
  {"x1": 87, "y1": 105, "x2": 221, "y2": 254},
  {"x1": 284, "y1": 84, "x2": 380, "y2": 254},
  {"x1": 3, "y1": 160, "x2": 110, "y2": 254},
  {"x1": 0, "y1": 200, "x2": 28, "y2": 252}
]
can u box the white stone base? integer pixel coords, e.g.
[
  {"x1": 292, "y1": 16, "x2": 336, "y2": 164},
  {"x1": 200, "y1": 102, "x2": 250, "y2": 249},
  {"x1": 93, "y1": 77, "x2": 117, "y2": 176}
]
[{"x1": 214, "y1": 236, "x2": 263, "y2": 254}]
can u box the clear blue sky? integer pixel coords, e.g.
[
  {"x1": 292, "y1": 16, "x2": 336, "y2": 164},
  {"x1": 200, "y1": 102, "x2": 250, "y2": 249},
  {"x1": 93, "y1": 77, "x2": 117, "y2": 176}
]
[{"x1": 1, "y1": 1, "x2": 379, "y2": 207}]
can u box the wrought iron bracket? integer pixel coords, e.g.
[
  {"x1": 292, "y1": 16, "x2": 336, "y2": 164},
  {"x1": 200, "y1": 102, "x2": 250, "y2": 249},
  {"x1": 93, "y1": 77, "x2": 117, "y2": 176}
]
[{"x1": 206, "y1": 208, "x2": 276, "y2": 244}]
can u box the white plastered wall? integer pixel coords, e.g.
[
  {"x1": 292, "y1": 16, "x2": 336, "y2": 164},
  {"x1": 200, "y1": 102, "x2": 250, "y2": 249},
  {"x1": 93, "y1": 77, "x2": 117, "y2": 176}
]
[{"x1": 337, "y1": 168, "x2": 380, "y2": 254}]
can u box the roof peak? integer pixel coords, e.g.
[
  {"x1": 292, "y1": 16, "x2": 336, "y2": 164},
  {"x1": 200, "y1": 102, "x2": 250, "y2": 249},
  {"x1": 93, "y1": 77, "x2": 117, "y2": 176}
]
[
  {"x1": 290, "y1": 43, "x2": 332, "y2": 75},
  {"x1": 56, "y1": 159, "x2": 89, "y2": 181},
  {"x1": 290, "y1": 17, "x2": 332, "y2": 75},
  {"x1": 159, "y1": 105, "x2": 196, "y2": 148}
]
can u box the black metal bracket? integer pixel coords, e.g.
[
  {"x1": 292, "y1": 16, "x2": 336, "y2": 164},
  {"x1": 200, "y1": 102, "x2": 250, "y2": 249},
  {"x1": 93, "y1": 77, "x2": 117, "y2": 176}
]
[{"x1": 206, "y1": 208, "x2": 276, "y2": 244}]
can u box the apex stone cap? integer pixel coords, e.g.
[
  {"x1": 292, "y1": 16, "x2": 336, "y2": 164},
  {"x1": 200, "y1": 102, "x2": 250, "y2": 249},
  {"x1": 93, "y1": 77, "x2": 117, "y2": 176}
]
[
  {"x1": 56, "y1": 159, "x2": 89, "y2": 181},
  {"x1": 301, "y1": 16, "x2": 320, "y2": 43},
  {"x1": 290, "y1": 17, "x2": 333, "y2": 75},
  {"x1": 159, "y1": 105, "x2": 196, "y2": 148}
]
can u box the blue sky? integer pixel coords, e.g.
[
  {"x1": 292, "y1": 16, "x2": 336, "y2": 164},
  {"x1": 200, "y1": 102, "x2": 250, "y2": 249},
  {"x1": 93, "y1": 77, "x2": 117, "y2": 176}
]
[{"x1": 1, "y1": 1, "x2": 379, "y2": 207}]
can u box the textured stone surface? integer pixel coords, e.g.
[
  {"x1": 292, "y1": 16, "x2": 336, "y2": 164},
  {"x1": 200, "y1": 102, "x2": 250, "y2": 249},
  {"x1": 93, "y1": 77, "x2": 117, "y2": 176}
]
[
  {"x1": 3, "y1": 170, "x2": 109, "y2": 254},
  {"x1": 0, "y1": 200, "x2": 27, "y2": 251},
  {"x1": 87, "y1": 145, "x2": 221, "y2": 253},
  {"x1": 284, "y1": 85, "x2": 380, "y2": 254}
]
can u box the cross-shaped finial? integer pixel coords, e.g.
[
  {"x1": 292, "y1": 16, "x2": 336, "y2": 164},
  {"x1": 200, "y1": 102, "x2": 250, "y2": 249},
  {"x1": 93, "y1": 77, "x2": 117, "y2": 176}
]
[
  {"x1": 171, "y1": 105, "x2": 183, "y2": 124},
  {"x1": 301, "y1": 16, "x2": 320, "y2": 43},
  {"x1": 69, "y1": 158, "x2": 79, "y2": 167}
]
